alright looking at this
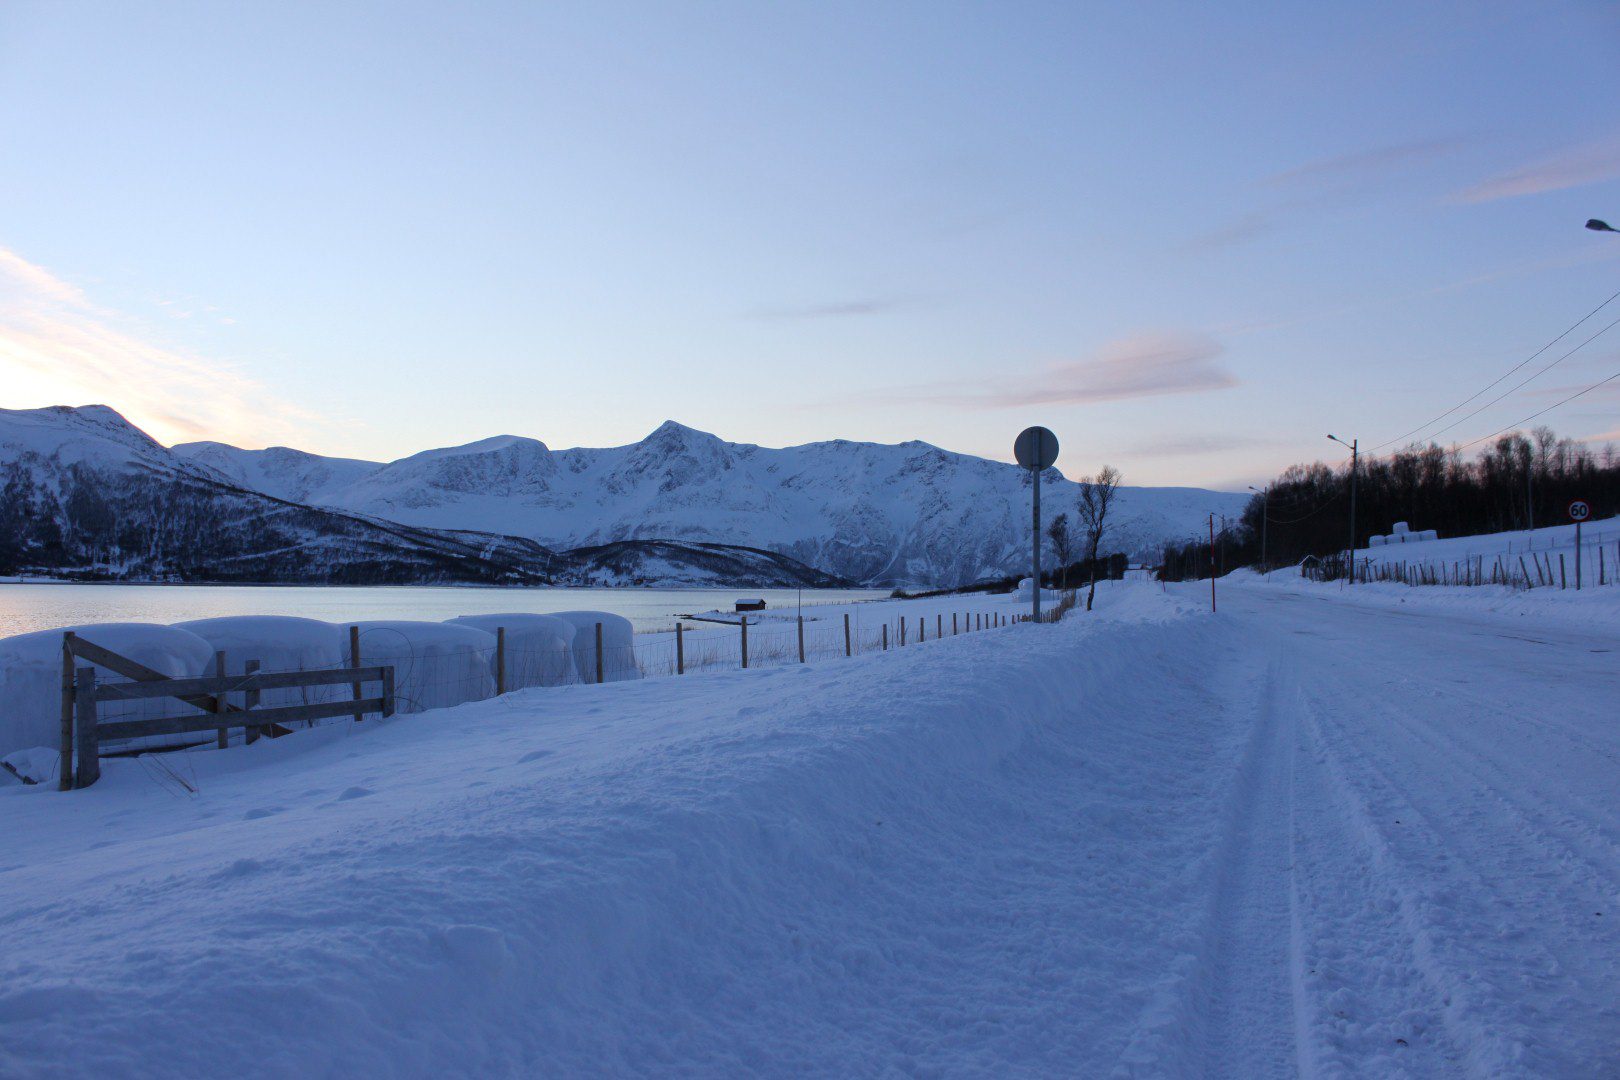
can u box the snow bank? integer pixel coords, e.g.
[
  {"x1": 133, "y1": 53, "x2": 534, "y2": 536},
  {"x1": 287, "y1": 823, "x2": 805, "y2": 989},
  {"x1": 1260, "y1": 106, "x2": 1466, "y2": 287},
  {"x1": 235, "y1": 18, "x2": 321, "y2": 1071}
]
[
  {"x1": 543, "y1": 611, "x2": 640, "y2": 682},
  {"x1": 171, "y1": 617, "x2": 347, "y2": 709},
  {"x1": 445, "y1": 613, "x2": 576, "y2": 689},
  {"x1": 350, "y1": 621, "x2": 496, "y2": 714},
  {"x1": 0, "y1": 623, "x2": 215, "y2": 761}
]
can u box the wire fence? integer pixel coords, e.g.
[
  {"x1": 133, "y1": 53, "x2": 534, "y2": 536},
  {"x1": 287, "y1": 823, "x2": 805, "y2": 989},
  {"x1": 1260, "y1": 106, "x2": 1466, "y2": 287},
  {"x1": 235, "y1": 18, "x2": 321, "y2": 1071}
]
[
  {"x1": 72, "y1": 599, "x2": 1064, "y2": 764},
  {"x1": 1303, "y1": 539, "x2": 1620, "y2": 591}
]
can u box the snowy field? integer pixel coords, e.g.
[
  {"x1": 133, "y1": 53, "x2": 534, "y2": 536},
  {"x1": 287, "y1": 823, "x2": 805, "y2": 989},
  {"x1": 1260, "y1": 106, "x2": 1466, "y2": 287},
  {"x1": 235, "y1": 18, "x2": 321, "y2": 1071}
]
[
  {"x1": 2, "y1": 578, "x2": 1617, "y2": 1076},
  {"x1": 1355, "y1": 513, "x2": 1620, "y2": 588}
]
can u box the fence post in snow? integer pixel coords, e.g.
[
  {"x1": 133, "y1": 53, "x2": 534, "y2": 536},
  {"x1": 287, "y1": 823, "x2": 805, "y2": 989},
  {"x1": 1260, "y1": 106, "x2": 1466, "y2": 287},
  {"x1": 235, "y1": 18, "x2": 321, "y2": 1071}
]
[
  {"x1": 953, "y1": 612, "x2": 958, "y2": 635},
  {"x1": 349, "y1": 626, "x2": 363, "y2": 724},
  {"x1": 882, "y1": 624, "x2": 888, "y2": 651},
  {"x1": 1520, "y1": 556, "x2": 1533, "y2": 589},
  {"x1": 740, "y1": 618, "x2": 748, "y2": 669},
  {"x1": 496, "y1": 627, "x2": 507, "y2": 695},
  {"x1": 919, "y1": 617, "x2": 925, "y2": 643},
  {"x1": 595, "y1": 623, "x2": 605, "y2": 683},
  {"x1": 59, "y1": 632, "x2": 75, "y2": 791},
  {"x1": 843, "y1": 614, "x2": 851, "y2": 657},
  {"x1": 936, "y1": 614, "x2": 942, "y2": 639},
  {"x1": 214, "y1": 651, "x2": 228, "y2": 750},
  {"x1": 73, "y1": 666, "x2": 99, "y2": 789},
  {"x1": 245, "y1": 659, "x2": 262, "y2": 744},
  {"x1": 1560, "y1": 554, "x2": 1567, "y2": 590},
  {"x1": 900, "y1": 619, "x2": 906, "y2": 647},
  {"x1": 676, "y1": 622, "x2": 685, "y2": 674},
  {"x1": 797, "y1": 616, "x2": 805, "y2": 663}
]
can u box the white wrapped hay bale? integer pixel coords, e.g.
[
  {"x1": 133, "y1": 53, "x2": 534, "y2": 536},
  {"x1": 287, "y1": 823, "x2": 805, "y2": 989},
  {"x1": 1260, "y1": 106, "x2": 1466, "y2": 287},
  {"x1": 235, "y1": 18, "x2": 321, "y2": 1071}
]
[
  {"x1": 445, "y1": 614, "x2": 576, "y2": 689},
  {"x1": 172, "y1": 617, "x2": 347, "y2": 709},
  {"x1": 0, "y1": 623, "x2": 214, "y2": 760},
  {"x1": 1369, "y1": 535, "x2": 1386, "y2": 548},
  {"x1": 544, "y1": 611, "x2": 641, "y2": 683},
  {"x1": 350, "y1": 621, "x2": 496, "y2": 714}
]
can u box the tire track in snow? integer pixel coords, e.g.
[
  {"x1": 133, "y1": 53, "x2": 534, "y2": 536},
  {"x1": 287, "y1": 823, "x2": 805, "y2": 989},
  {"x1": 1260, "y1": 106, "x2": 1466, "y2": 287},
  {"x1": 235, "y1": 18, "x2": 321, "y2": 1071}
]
[
  {"x1": 1108, "y1": 649, "x2": 1302, "y2": 1079},
  {"x1": 1296, "y1": 667, "x2": 1620, "y2": 1075}
]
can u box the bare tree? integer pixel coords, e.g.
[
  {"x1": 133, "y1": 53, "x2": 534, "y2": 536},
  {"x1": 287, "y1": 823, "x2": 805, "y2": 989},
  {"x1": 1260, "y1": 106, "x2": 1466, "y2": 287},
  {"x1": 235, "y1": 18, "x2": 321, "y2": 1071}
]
[
  {"x1": 1076, "y1": 465, "x2": 1121, "y2": 611},
  {"x1": 1046, "y1": 512, "x2": 1072, "y2": 589}
]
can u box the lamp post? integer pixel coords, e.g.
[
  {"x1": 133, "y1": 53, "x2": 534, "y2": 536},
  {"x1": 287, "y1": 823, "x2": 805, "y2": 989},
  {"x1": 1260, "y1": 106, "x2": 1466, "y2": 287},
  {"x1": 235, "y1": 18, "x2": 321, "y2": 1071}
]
[
  {"x1": 1327, "y1": 434, "x2": 1358, "y2": 584},
  {"x1": 1586, "y1": 219, "x2": 1618, "y2": 233},
  {"x1": 1249, "y1": 484, "x2": 1269, "y2": 575}
]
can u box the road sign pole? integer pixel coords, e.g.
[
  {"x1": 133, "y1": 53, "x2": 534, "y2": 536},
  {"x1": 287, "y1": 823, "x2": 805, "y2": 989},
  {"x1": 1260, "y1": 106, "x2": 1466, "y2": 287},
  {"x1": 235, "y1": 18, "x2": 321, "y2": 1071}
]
[
  {"x1": 1032, "y1": 464, "x2": 1041, "y2": 622},
  {"x1": 1013, "y1": 425, "x2": 1060, "y2": 625},
  {"x1": 1576, "y1": 519, "x2": 1583, "y2": 590}
]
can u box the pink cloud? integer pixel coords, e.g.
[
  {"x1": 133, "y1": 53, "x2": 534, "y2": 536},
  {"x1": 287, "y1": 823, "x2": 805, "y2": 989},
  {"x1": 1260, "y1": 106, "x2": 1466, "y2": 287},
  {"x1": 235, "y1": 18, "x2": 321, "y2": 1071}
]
[{"x1": 1452, "y1": 136, "x2": 1620, "y2": 204}]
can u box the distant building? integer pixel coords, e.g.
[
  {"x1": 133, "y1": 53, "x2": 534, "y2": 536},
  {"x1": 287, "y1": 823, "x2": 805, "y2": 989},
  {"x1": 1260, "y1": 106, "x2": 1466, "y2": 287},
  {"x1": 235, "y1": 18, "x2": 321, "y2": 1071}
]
[{"x1": 735, "y1": 598, "x2": 766, "y2": 612}]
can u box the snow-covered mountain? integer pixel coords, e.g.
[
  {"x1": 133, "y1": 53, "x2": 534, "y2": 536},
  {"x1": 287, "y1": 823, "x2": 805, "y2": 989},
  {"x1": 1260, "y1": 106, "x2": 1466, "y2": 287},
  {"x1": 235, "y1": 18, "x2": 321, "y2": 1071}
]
[
  {"x1": 0, "y1": 407, "x2": 841, "y2": 588},
  {"x1": 176, "y1": 420, "x2": 1248, "y2": 586}
]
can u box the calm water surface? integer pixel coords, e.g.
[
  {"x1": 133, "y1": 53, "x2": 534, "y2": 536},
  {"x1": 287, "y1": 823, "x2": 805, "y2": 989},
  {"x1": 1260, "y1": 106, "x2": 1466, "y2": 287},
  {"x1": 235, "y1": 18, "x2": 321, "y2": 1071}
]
[{"x1": 0, "y1": 583, "x2": 888, "y2": 638}]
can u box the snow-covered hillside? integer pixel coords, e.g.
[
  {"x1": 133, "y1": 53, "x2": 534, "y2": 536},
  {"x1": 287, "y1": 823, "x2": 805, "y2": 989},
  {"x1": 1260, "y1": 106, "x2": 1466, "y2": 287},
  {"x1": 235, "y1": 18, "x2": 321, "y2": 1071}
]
[
  {"x1": 176, "y1": 419, "x2": 1247, "y2": 586},
  {"x1": 0, "y1": 406, "x2": 842, "y2": 588}
]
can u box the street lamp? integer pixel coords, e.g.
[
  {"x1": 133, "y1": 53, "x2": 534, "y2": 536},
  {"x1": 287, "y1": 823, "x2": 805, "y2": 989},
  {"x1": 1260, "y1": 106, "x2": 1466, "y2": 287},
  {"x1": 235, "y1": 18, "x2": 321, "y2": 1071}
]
[
  {"x1": 1587, "y1": 219, "x2": 1618, "y2": 233},
  {"x1": 1248, "y1": 484, "x2": 1269, "y2": 576},
  {"x1": 1327, "y1": 434, "x2": 1358, "y2": 584}
]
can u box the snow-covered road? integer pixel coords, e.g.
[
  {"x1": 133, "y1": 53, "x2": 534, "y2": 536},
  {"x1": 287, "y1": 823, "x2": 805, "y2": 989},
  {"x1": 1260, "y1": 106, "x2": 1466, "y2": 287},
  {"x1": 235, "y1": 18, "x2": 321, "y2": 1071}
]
[
  {"x1": 1, "y1": 580, "x2": 1615, "y2": 1077},
  {"x1": 1200, "y1": 581, "x2": 1620, "y2": 1077}
]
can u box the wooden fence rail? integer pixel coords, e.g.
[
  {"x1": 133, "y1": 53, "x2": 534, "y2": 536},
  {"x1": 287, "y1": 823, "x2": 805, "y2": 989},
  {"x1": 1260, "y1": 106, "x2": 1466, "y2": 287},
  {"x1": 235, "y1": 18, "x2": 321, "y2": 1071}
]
[{"x1": 60, "y1": 633, "x2": 394, "y2": 790}]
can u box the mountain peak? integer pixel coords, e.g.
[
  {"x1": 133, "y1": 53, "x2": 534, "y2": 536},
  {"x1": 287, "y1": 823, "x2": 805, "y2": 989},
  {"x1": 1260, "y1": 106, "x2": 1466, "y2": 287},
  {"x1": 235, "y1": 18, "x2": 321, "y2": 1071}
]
[{"x1": 644, "y1": 420, "x2": 719, "y2": 444}]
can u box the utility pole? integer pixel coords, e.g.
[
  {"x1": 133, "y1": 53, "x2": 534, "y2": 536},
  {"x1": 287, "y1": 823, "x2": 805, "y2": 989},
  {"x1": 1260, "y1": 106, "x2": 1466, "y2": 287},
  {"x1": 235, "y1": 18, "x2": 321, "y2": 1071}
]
[
  {"x1": 1208, "y1": 513, "x2": 1217, "y2": 613},
  {"x1": 1328, "y1": 434, "x2": 1358, "y2": 584},
  {"x1": 1249, "y1": 484, "x2": 1269, "y2": 576}
]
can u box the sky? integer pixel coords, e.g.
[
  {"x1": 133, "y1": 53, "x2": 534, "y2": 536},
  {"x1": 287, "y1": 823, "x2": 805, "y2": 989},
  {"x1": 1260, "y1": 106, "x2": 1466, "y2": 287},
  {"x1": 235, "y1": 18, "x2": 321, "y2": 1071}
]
[{"x1": 2, "y1": 1, "x2": 1619, "y2": 489}]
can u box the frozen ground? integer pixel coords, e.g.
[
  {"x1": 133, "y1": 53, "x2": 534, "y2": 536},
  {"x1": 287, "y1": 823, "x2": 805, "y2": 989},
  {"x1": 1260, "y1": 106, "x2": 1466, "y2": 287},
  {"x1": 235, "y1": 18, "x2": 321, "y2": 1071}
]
[{"x1": 1, "y1": 579, "x2": 1616, "y2": 1077}]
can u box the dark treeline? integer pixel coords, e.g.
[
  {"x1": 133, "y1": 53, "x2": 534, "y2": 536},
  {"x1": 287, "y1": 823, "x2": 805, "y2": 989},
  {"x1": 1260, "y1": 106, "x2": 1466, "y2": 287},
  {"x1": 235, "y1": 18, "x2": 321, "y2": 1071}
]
[{"x1": 1160, "y1": 426, "x2": 1620, "y2": 581}]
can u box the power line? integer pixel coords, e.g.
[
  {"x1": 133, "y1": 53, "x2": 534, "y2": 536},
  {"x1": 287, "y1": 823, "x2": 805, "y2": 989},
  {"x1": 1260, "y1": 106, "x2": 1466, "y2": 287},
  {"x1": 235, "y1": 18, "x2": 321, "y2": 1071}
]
[
  {"x1": 1368, "y1": 286, "x2": 1620, "y2": 452},
  {"x1": 1450, "y1": 366, "x2": 1620, "y2": 455}
]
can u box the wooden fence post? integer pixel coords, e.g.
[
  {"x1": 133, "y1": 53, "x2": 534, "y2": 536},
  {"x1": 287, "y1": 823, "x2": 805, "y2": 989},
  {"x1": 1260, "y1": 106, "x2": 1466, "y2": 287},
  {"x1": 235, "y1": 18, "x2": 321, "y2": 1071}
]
[
  {"x1": 899, "y1": 619, "x2": 906, "y2": 646},
  {"x1": 740, "y1": 618, "x2": 749, "y2": 669},
  {"x1": 214, "y1": 651, "x2": 228, "y2": 750},
  {"x1": 953, "y1": 612, "x2": 958, "y2": 635},
  {"x1": 59, "y1": 632, "x2": 75, "y2": 791},
  {"x1": 349, "y1": 625, "x2": 363, "y2": 723},
  {"x1": 1520, "y1": 555, "x2": 1533, "y2": 589},
  {"x1": 797, "y1": 616, "x2": 805, "y2": 663},
  {"x1": 244, "y1": 659, "x2": 262, "y2": 744},
  {"x1": 881, "y1": 624, "x2": 888, "y2": 651},
  {"x1": 676, "y1": 622, "x2": 685, "y2": 674},
  {"x1": 496, "y1": 627, "x2": 507, "y2": 695},
  {"x1": 936, "y1": 614, "x2": 942, "y2": 639},
  {"x1": 595, "y1": 623, "x2": 605, "y2": 684},
  {"x1": 843, "y1": 613, "x2": 851, "y2": 657},
  {"x1": 919, "y1": 617, "x2": 924, "y2": 643},
  {"x1": 73, "y1": 666, "x2": 99, "y2": 789},
  {"x1": 1559, "y1": 553, "x2": 1567, "y2": 590}
]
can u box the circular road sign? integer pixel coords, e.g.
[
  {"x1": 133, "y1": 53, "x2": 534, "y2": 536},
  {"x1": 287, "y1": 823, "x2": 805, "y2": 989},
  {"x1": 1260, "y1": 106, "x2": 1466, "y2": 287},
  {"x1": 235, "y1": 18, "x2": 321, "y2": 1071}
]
[
  {"x1": 1014, "y1": 426, "x2": 1060, "y2": 470},
  {"x1": 1569, "y1": 500, "x2": 1591, "y2": 522}
]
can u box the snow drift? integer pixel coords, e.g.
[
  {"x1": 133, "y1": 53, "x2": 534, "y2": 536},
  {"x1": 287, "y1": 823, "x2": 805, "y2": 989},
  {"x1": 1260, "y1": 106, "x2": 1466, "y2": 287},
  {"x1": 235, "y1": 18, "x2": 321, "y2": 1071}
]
[
  {"x1": 350, "y1": 621, "x2": 497, "y2": 714},
  {"x1": 445, "y1": 613, "x2": 577, "y2": 689},
  {"x1": 544, "y1": 610, "x2": 640, "y2": 683},
  {"x1": 0, "y1": 623, "x2": 214, "y2": 762}
]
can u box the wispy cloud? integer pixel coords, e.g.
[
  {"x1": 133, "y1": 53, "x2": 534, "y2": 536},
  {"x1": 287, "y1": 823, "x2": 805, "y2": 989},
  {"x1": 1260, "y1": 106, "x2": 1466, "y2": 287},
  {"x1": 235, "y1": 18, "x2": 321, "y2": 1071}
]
[
  {"x1": 1123, "y1": 432, "x2": 1281, "y2": 459},
  {"x1": 843, "y1": 332, "x2": 1236, "y2": 410},
  {"x1": 1451, "y1": 135, "x2": 1620, "y2": 204},
  {"x1": 1187, "y1": 137, "x2": 1470, "y2": 253},
  {"x1": 753, "y1": 296, "x2": 915, "y2": 320},
  {"x1": 1263, "y1": 138, "x2": 1467, "y2": 189},
  {"x1": 0, "y1": 246, "x2": 316, "y2": 447}
]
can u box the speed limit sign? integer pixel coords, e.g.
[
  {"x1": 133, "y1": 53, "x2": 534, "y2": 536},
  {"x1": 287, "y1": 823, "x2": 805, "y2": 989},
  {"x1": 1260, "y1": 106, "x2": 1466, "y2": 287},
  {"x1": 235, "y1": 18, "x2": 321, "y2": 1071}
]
[{"x1": 1569, "y1": 500, "x2": 1591, "y2": 522}]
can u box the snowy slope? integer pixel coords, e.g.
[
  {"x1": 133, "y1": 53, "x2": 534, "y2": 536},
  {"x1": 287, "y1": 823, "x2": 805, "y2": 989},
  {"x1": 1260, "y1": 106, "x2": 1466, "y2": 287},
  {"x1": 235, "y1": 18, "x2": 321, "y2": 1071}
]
[
  {"x1": 178, "y1": 420, "x2": 1248, "y2": 586},
  {"x1": 171, "y1": 440, "x2": 380, "y2": 503},
  {"x1": 0, "y1": 406, "x2": 841, "y2": 587},
  {"x1": 3, "y1": 580, "x2": 1616, "y2": 1075}
]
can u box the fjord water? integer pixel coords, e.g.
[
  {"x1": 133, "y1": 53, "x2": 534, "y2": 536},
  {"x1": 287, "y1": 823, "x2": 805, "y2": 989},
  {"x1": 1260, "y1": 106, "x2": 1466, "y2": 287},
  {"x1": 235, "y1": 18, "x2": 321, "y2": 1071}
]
[{"x1": 0, "y1": 583, "x2": 888, "y2": 638}]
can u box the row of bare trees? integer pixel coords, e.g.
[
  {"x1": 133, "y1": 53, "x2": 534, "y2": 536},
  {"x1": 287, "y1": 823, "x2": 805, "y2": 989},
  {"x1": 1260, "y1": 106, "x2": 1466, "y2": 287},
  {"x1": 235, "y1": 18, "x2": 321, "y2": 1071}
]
[{"x1": 1158, "y1": 426, "x2": 1619, "y2": 580}]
